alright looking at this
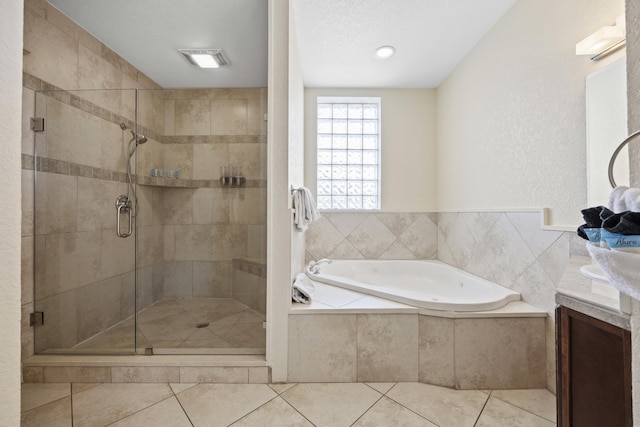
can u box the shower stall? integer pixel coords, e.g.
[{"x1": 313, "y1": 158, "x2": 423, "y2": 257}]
[{"x1": 31, "y1": 87, "x2": 268, "y2": 355}]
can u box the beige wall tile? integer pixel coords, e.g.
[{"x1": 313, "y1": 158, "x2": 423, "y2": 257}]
[
  {"x1": 43, "y1": 366, "x2": 111, "y2": 383},
  {"x1": 100, "y1": 121, "x2": 128, "y2": 173},
  {"x1": 101, "y1": 229, "x2": 135, "y2": 279},
  {"x1": 175, "y1": 99, "x2": 210, "y2": 135},
  {"x1": 211, "y1": 225, "x2": 248, "y2": 260},
  {"x1": 163, "y1": 261, "x2": 193, "y2": 298},
  {"x1": 136, "y1": 225, "x2": 163, "y2": 269},
  {"x1": 247, "y1": 225, "x2": 267, "y2": 261},
  {"x1": 174, "y1": 225, "x2": 214, "y2": 261},
  {"x1": 111, "y1": 367, "x2": 180, "y2": 383},
  {"x1": 45, "y1": 98, "x2": 102, "y2": 167},
  {"x1": 454, "y1": 318, "x2": 546, "y2": 389},
  {"x1": 357, "y1": 314, "x2": 419, "y2": 382},
  {"x1": 229, "y1": 188, "x2": 266, "y2": 224},
  {"x1": 35, "y1": 290, "x2": 77, "y2": 350},
  {"x1": 22, "y1": 236, "x2": 34, "y2": 305},
  {"x1": 75, "y1": 278, "x2": 122, "y2": 343},
  {"x1": 22, "y1": 88, "x2": 36, "y2": 155},
  {"x1": 179, "y1": 367, "x2": 248, "y2": 383},
  {"x1": 398, "y1": 215, "x2": 438, "y2": 259},
  {"x1": 163, "y1": 225, "x2": 175, "y2": 261},
  {"x1": 41, "y1": 230, "x2": 102, "y2": 298},
  {"x1": 288, "y1": 314, "x2": 357, "y2": 382},
  {"x1": 78, "y1": 46, "x2": 123, "y2": 114},
  {"x1": 211, "y1": 99, "x2": 248, "y2": 135},
  {"x1": 192, "y1": 143, "x2": 229, "y2": 180},
  {"x1": 229, "y1": 143, "x2": 265, "y2": 180},
  {"x1": 35, "y1": 172, "x2": 77, "y2": 235},
  {"x1": 162, "y1": 188, "x2": 193, "y2": 225},
  {"x1": 192, "y1": 188, "x2": 230, "y2": 225},
  {"x1": 22, "y1": 170, "x2": 34, "y2": 237},
  {"x1": 23, "y1": 10, "x2": 79, "y2": 90},
  {"x1": 164, "y1": 100, "x2": 175, "y2": 136},
  {"x1": 419, "y1": 315, "x2": 454, "y2": 387},
  {"x1": 77, "y1": 177, "x2": 111, "y2": 232},
  {"x1": 347, "y1": 216, "x2": 397, "y2": 259},
  {"x1": 163, "y1": 144, "x2": 193, "y2": 180},
  {"x1": 193, "y1": 261, "x2": 230, "y2": 298}
]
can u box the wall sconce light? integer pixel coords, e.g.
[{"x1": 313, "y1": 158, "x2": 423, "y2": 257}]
[
  {"x1": 178, "y1": 49, "x2": 231, "y2": 68},
  {"x1": 576, "y1": 15, "x2": 626, "y2": 61}
]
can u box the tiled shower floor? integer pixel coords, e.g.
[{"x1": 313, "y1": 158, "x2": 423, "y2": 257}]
[{"x1": 73, "y1": 299, "x2": 266, "y2": 354}]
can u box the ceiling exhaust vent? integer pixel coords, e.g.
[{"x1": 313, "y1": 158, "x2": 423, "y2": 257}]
[{"x1": 178, "y1": 49, "x2": 231, "y2": 68}]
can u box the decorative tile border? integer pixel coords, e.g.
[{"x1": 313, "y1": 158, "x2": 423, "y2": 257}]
[
  {"x1": 232, "y1": 259, "x2": 267, "y2": 278},
  {"x1": 22, "y1": 154, "x2": 266, "y2": 189},
  {"x1": 23, "y1": 72, "x2": 266, "y2": 145}
]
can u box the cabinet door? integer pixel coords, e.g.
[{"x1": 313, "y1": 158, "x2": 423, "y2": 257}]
[{"x1": 556, "y1": 306, "x2": 632, "y2": 427}]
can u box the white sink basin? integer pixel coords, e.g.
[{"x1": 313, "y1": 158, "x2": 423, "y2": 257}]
[{"x1": 580, "y1": 264, "x2": 608, "y2": 282}]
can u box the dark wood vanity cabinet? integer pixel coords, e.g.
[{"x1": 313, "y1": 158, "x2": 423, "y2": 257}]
[{"x1": 556, "y1": 306, "x2": 632, "y2": 427}]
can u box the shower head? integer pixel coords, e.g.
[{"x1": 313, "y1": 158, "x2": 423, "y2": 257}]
[{"x1": 120, "y1": 122, "x2": 147, "y2": 145}]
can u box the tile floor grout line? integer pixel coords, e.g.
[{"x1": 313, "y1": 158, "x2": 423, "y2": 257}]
[
  {"x1": 489, "y1": 392, "x2": 556, "y2": 423},
  {"x1": 472, "y1": 392, "x2": 491, "y2": 427},
  {"x1": 488, "y1": 393, "x2": 556, "y2": 424},
  {"x1": 275, "y1": 391, "x2": 318, "y2": 427},
  {"x1": 381, "y1": 394, "x2": 443, "y2": 426},
  {"x1": 102, "y1": 395, "x2": 179, "y2": 427},
  {"x1": 173, "y1": 389, "x2": 196, "y2": 427},
  {"x1": 348, "y1": 391, "x2": 387, "y2": 427}
]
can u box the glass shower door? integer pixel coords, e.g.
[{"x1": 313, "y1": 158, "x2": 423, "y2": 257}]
[{"x1": 32, "y1": 89, "x2": 138, "y2": 354}]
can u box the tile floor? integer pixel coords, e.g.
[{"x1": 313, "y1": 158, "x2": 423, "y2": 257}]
[
  {"x1": 72, "y1": 299, "x2": 266, "y2": 354},
  {"x1": 21, "y1": 381, "x2": 556, "y2": 426}
]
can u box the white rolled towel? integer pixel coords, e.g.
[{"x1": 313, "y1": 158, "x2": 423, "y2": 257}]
[
  {"x1": 292, "y1": 273, "x2": 315, "y2": 303},
  {"x1": 609, "y1": 186, "x2": 640, "y2": 213}
]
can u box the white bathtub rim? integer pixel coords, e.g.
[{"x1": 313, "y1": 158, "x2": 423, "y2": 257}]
[
  {"x1": 290, "y1": 282, "x2": 547, "y2": 319},
  {"x1": 306, "y1": 260, "x2": 521, "y2": 312}
]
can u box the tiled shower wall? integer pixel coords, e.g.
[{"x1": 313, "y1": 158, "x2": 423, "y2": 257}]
[
  {"x1": 21, "y1": 0, "x2": 164, "y2": 357},
  {"x1": 21, "y1": 0, "x2": 267, "y2": 356},
  {"x1": 160, "y1": 89, "x2": 268, "y2": 300}
]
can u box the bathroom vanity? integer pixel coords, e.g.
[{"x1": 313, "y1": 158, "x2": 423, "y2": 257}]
[{"x1": 555, "y1": 293, "x2": 632, "y2": 426}]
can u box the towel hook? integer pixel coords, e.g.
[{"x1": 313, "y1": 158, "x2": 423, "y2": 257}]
[{"x1": 608, "y1": 130, "x2": 640, "y2": 188}]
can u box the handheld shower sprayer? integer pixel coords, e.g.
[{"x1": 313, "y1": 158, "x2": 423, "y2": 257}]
[{"x1": 120, "y1": 122, "x2": 147, "y2": 145}]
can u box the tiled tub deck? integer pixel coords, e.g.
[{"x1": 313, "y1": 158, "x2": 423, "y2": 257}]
[{"x1": 289, "y1": 282, "x2": 547, "y2": 389}]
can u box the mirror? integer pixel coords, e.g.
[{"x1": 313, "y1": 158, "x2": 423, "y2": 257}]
[{"x1": 586, "y1": 57, "x2": 629, "y2": 206}]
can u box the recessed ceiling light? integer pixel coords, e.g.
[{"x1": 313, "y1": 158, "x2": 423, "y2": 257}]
[
  {"x1": 374, "y1": 46, "x2": 396, "y2": 59},
  {"x1": 178, "y1": 49, "x2": 231, "y2": 68}
]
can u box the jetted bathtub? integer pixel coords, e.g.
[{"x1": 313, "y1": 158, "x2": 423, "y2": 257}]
[{"x1": 306, "y1": 260, "x2": 521, "y2": 311}]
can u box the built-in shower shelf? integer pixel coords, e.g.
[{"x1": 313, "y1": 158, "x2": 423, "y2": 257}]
[{"x1": 138, "y1": 175, "x2": 266, "y2": 189}]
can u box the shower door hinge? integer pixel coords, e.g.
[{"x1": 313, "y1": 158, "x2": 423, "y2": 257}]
[
  {"x1": 30, "y1": 311, "x2": 44, "y2": 327},
  {"x1": 30, "y1": 117, "x2": 45, "y2": 132}
]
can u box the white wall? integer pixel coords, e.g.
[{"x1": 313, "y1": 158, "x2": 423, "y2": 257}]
[
  {"x1": 304, "y1": 88, "x2": 437, "y2": 212},
  {"x1": 625, "y1": 0, "x2": 640, "y2": 423},
  {"x1": 0, "y1": 0, "x2": 24, "y2": 424},
  {"x1": 437, "y1": 0, "x2": 624, "y2": 227}
]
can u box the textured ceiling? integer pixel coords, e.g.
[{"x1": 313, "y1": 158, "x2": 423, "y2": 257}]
[
  {"x1": 48, "y1": 0, "x2": 515, "y2": 89},
  {"x1": 292, "y1": 0, "x2": 516, "y2": 88}
]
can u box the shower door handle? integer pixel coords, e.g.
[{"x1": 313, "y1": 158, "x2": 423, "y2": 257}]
[{"x1": 116, "y1": 195, "x2": 132, "y2": 238}]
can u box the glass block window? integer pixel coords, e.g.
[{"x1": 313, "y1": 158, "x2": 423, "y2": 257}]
[{"x1": 316, "y1": 97, "x2": 381, "y2": 210}]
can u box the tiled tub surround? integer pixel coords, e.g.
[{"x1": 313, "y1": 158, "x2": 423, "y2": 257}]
[
  {"x1": 289, "y1": 282, "x2": 546, "y2": 389},
  {"x1": 305, "y1": 212, "x2": 438, "y2": 262}
]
